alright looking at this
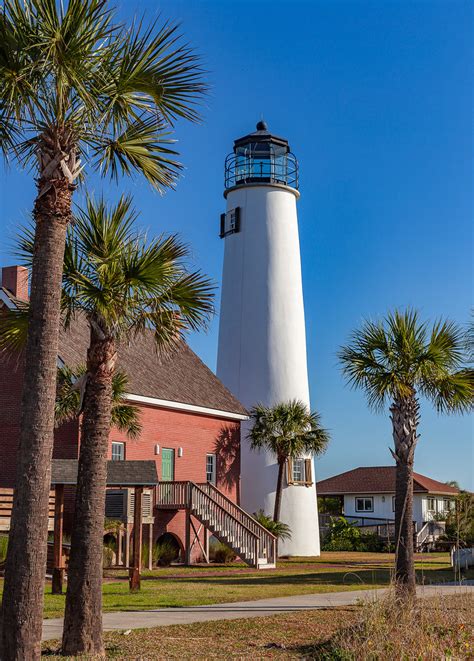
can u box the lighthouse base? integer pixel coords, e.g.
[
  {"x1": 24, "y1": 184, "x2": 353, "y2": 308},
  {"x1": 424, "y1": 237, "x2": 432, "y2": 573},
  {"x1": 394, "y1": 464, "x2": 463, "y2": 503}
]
[{"x1": 240, "y1": 442, "x2": 321, "y2": 557}]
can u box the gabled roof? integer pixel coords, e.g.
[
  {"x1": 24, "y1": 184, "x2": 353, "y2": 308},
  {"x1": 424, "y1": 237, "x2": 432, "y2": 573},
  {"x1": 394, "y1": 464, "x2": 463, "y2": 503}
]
[
  {"x1": 2, "y1": 288, "x2": 247, "y2": 417},
  {"x1": 317, "y1": 466, "x2": 459, "y2": 496}
]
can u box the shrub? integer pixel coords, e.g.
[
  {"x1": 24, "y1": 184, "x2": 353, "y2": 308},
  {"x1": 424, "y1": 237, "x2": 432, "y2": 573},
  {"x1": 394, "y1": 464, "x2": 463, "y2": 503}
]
[
  {"x1": 322, "y1": 517, "x2": 384, "y2": 552},
  {"x1": 153, "y1": 541, "x2": 178, "y2": 567},
  {"x1": 209, "y1": 540, "x2": 236, "y2": 564},
  {"x1": 0, "y1": 534, "x2": 8, "y2": 564},
  {"x1": 253, "y1": 510, "x2": 292, "y2": 540},
  {"x1": 442, "y1": 492, "x2": 474, "y2": 546},
  {"x1": 102, "y1": 544, "x2": 115, "y2": 569}
]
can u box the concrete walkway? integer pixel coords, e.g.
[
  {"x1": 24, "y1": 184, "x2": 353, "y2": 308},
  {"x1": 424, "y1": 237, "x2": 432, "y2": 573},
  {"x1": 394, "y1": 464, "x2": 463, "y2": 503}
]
[{"x1": 42, "y1": 584, "x2": 473, "y2": 642}]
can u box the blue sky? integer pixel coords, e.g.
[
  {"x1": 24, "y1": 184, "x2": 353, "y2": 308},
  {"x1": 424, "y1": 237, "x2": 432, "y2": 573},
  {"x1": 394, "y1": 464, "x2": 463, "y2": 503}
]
[{"x1": 0, "y1": 0, "x2": 472, "y2": 488}]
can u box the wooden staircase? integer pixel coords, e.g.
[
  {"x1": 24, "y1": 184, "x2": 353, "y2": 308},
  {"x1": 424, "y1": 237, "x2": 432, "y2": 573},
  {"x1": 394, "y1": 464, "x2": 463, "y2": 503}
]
[{"x1": 156, "y1": 481, "x2": 276, "y2": 569}]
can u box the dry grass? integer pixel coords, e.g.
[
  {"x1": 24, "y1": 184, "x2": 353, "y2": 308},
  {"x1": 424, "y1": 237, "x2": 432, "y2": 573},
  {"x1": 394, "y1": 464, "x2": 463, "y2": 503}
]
[
  {"x1": 42, "y1": 607, "x2": 358, "y2": 659},
  {"x1": 42, "y1": 593, "x2": 473, "y2": 659},
  {"x1": 319, "y1": 591, "x2": 474, "y2": 660}
]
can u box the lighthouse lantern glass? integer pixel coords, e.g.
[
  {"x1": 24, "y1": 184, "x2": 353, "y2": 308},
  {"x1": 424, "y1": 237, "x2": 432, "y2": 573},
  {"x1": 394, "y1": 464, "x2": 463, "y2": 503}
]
[{"x1": 225, "y1": 123, "x2": 298, "y2": 190}]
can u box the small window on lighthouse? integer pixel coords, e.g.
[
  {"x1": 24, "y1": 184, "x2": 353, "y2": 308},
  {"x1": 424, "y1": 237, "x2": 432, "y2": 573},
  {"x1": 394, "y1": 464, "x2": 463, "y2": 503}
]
[
  {"x1": 219, "y1": 207, "x2": 241, "y2": 238},
  {"x1": 292, "y1": 459, "x2": 305, "y2": 483}
]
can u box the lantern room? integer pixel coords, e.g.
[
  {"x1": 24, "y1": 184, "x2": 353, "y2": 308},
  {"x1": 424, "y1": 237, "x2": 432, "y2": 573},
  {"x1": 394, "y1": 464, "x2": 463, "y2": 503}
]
[{"x1": 224, "y1": 121, "x2": 298, "y2": 190}]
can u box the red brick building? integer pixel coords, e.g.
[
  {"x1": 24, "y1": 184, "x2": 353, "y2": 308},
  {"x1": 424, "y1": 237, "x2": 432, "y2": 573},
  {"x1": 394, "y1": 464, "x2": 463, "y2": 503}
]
[{"x1": 0, "y1": 265, "x2": 262, "y2": 564}]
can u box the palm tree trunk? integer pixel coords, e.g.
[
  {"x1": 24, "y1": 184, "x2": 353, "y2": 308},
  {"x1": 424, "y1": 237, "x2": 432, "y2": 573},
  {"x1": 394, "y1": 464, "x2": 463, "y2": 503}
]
[
  {"x1": 1, "y1": 177, "x2": 72, "y2": 660},
  {"x1": 61, "y1": 328, "x2": 116, "y2": 656},
  {"x1": 391, "y1": 394, "x2": 419, "y2": 598},
  {"x1": 273, "y1": 459, "x2": 285, "y2": 522}
]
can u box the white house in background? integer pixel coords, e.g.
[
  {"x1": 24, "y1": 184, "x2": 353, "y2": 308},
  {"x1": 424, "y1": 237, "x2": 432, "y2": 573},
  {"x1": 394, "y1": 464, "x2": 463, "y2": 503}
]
[{"x1": 317, "y1": 466, "x2": 459, "y2": 528}]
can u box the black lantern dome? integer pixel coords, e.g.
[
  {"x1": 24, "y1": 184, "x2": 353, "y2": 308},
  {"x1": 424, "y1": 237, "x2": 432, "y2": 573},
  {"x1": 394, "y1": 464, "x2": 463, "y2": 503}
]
[{"x1": 225, "y1": 122, "x2": 298, "y2": 190}]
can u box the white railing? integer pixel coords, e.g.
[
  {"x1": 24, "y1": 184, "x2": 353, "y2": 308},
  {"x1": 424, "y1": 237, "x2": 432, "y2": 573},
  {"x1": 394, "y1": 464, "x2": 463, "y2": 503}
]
[{"x1": 416, "y1": 520, "x2": 445, "y2": 548}]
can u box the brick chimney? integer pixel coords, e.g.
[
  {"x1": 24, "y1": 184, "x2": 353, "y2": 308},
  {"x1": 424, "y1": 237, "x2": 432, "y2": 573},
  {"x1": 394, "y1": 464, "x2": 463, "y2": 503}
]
[{"x1": 1, "y1": 266, "x2": 29, "y2": 301}]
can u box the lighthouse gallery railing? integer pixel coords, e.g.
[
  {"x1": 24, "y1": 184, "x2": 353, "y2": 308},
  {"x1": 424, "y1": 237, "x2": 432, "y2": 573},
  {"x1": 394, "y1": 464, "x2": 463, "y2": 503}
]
[{"x1": 225, "y1": 152, "x2": 299, "y2": 190}]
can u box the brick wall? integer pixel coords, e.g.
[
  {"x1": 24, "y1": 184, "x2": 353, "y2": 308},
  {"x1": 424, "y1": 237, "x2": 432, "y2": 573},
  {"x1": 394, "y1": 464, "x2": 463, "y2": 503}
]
[
  {"x1": 109, "y1": 404, "x2": 240, "y2": 498},
  {"x1": 108, "y1": 403, "x2": 241, "y2": 559}
]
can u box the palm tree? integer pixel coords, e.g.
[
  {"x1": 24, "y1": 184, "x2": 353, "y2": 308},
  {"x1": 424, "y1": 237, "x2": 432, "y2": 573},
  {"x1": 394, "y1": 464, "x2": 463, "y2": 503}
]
[
  {"x1": 0, "y1": 2, "x2": 205, "y2": 656},
  {"x1": 55, "y1": 365, "x2": 141, "y2": 439},
  {"x1": 59, "y1": 196, "x2": 213, "y2": 654},
  {"x1": 339, "y1": 309, "x2": 473, "y2": 596},
  {"x1": 248, "y1": 400, "x2": 329, "y2": 523}
]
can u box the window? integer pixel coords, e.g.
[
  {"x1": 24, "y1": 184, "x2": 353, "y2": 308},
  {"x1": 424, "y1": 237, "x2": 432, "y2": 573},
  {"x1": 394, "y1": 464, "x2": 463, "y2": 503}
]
[
  {"x1": 287, "y1": 458, "x2": 313, "y2": 485},
  {"x1": 206, "y1": 453, "x2": 216, "y2": 484},
  {"x1": 392, "y1": 496, "x2": 396, "y2": 512},
  {"x1": 111, "y1": 442, "x2": 125, "y2": 461},
  {"x1": 355, "y1": 497, "x2": 374, "y2": 512},
  {"x1": 292, "y1": 459, "x2": 304, "y2": 483},
  {"x1": 443, "y1": 498, "x2": 454, "y2": 512},
  {"x1": 427, "y1": 497, "x2": 436, "y2": 512},
  {"x1": 219, "y1": 207, "x2": 241, "y2": 238}
]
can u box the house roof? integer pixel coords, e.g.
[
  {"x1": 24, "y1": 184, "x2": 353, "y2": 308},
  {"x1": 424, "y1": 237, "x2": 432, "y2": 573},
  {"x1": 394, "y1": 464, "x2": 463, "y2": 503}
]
[
  {"x1": 51, "y1": 459, "x2": 159, "y2": 486},
  {"x1": 317, "y1": 466, "x2": 459, "y2": 496},
  {"x1": 59, "y1": 314, "x2": 247, "y2": 416},
  {"x1": 3, "y1": 287, "x2": 247, "y2": 417}
]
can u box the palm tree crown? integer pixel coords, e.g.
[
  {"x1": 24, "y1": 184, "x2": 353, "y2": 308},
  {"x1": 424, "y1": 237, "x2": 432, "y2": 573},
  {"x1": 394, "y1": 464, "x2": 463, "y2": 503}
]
[
  {"x1": 14, "y1": 194, "x2": 214, "y2": 348},
  {"x1": 0, "y1": 0, "x2": 206, "y2": 189},
  {"x1": 338, "y1": 309, "x2": 473, "y2": 413},
  {"x1": 249, "y1": 399, "x2": 329, "y2": 461}
]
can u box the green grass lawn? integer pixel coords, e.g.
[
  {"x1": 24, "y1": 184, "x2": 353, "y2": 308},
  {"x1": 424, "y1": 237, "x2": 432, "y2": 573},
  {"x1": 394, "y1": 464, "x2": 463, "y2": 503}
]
[{"x1": 3, "y1": 551, "x2": 469, "y2": 620}]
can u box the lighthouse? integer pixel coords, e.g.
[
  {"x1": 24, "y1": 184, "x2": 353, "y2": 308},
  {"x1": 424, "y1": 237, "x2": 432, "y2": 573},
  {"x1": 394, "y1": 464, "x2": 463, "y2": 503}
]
[{"x1": 217, "y1": 121, "x2": 320, "y2": 556}]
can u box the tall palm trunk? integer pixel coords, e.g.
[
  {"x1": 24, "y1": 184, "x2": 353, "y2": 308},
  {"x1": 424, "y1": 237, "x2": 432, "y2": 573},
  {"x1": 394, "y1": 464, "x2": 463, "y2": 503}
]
[
  {"x1": 273, "y1": 458, "x2": 285, "y2": 522},
  {"x1": 390, "y1": 394, "x2": 419, "y2": 597},
  {"x1": 62, "y1": 328, "x2": 116, "y2": 656},
  {"x1": 1, "y1": 162, "x2": 72, "y2": 660}
]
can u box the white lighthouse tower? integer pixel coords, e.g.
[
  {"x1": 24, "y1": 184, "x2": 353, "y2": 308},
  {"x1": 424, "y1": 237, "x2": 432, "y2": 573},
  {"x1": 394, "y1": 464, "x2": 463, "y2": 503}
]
[{"x1": 217, "y1": 121, "x2": 320, "y2": 556}]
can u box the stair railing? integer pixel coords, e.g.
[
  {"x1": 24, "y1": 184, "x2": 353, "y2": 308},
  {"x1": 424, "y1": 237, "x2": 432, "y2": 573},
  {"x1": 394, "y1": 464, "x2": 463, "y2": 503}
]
[
  {"x1": 155, "y1": 480, "x2": 277, "y2": 566},
  {"x1": 189, "y1": 482, "x2": 276, "y2": 566},
  {"x1": 198, "y1": 482, "x2": 276, "y2": 564}
]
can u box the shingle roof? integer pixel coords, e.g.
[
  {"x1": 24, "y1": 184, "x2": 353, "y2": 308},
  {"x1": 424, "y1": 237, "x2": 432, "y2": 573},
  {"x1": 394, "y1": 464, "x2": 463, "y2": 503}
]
[
  {"x1": 58, "y1": 314, "x2": 247, "y2": 415},
  {"x1": 2, "y1": 284, "x2": 246, "y2": 416},
  {"x1": 317, "y1": 466, "x2": 459, "y2": 496},
  {"x1": 51, "y1": 459, "x2": 158, "y2": 486}
]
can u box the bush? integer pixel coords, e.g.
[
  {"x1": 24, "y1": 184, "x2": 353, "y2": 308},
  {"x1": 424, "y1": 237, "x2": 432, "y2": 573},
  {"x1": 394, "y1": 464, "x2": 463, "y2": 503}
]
[
  {"x1": 321, "y1": 517, "x2": 384, "y2": 552},
  {"x1": 141, "y1": 541, "x2": 150, "y2": 568},
  {"x1": 209, "y1": 540, "x2": 236, "y2": 564},
  {"x1": 103, "y1": 543, "x2": 115, "y2": 568},
  {"x1": 442, "y1": 492, "x2": 474, "y2": 546},
  {"x1": 253, "y1": 510, "x2": 292, "y2": 540},
  {"x1": 152, "y1": 540, "x2": 178, "y2": 567},
  {"x1": 0, "y1": 534, "x2": 8, "y2": 564}
]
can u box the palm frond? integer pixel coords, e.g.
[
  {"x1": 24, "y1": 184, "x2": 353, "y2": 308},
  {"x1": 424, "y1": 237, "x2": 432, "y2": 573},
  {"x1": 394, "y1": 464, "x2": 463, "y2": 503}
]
[
  {"x1": 1, "y1": 1, "x2": 206, "y2": 190},
  {"x1": 99, "y1": 17, "x2": 207, "y2": 126},
  {"x1": 0, "y1": 305, "x2": 29, "y2": 353},
  {"x1": 339, "y1": 308, "x2": 473, "y2": 414},
  {"x1": 421, "y1": 369, "x2": 474, "y2": 415},
  {"x1": 248, "y1": 399, "x2": 329, "y2": 460},
  {"x1": 55, "y1": 364, "x2": 141, "y2": 437},
  {"x1": 91, "y1": 115, "x2": 181, "y2": 191}
]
